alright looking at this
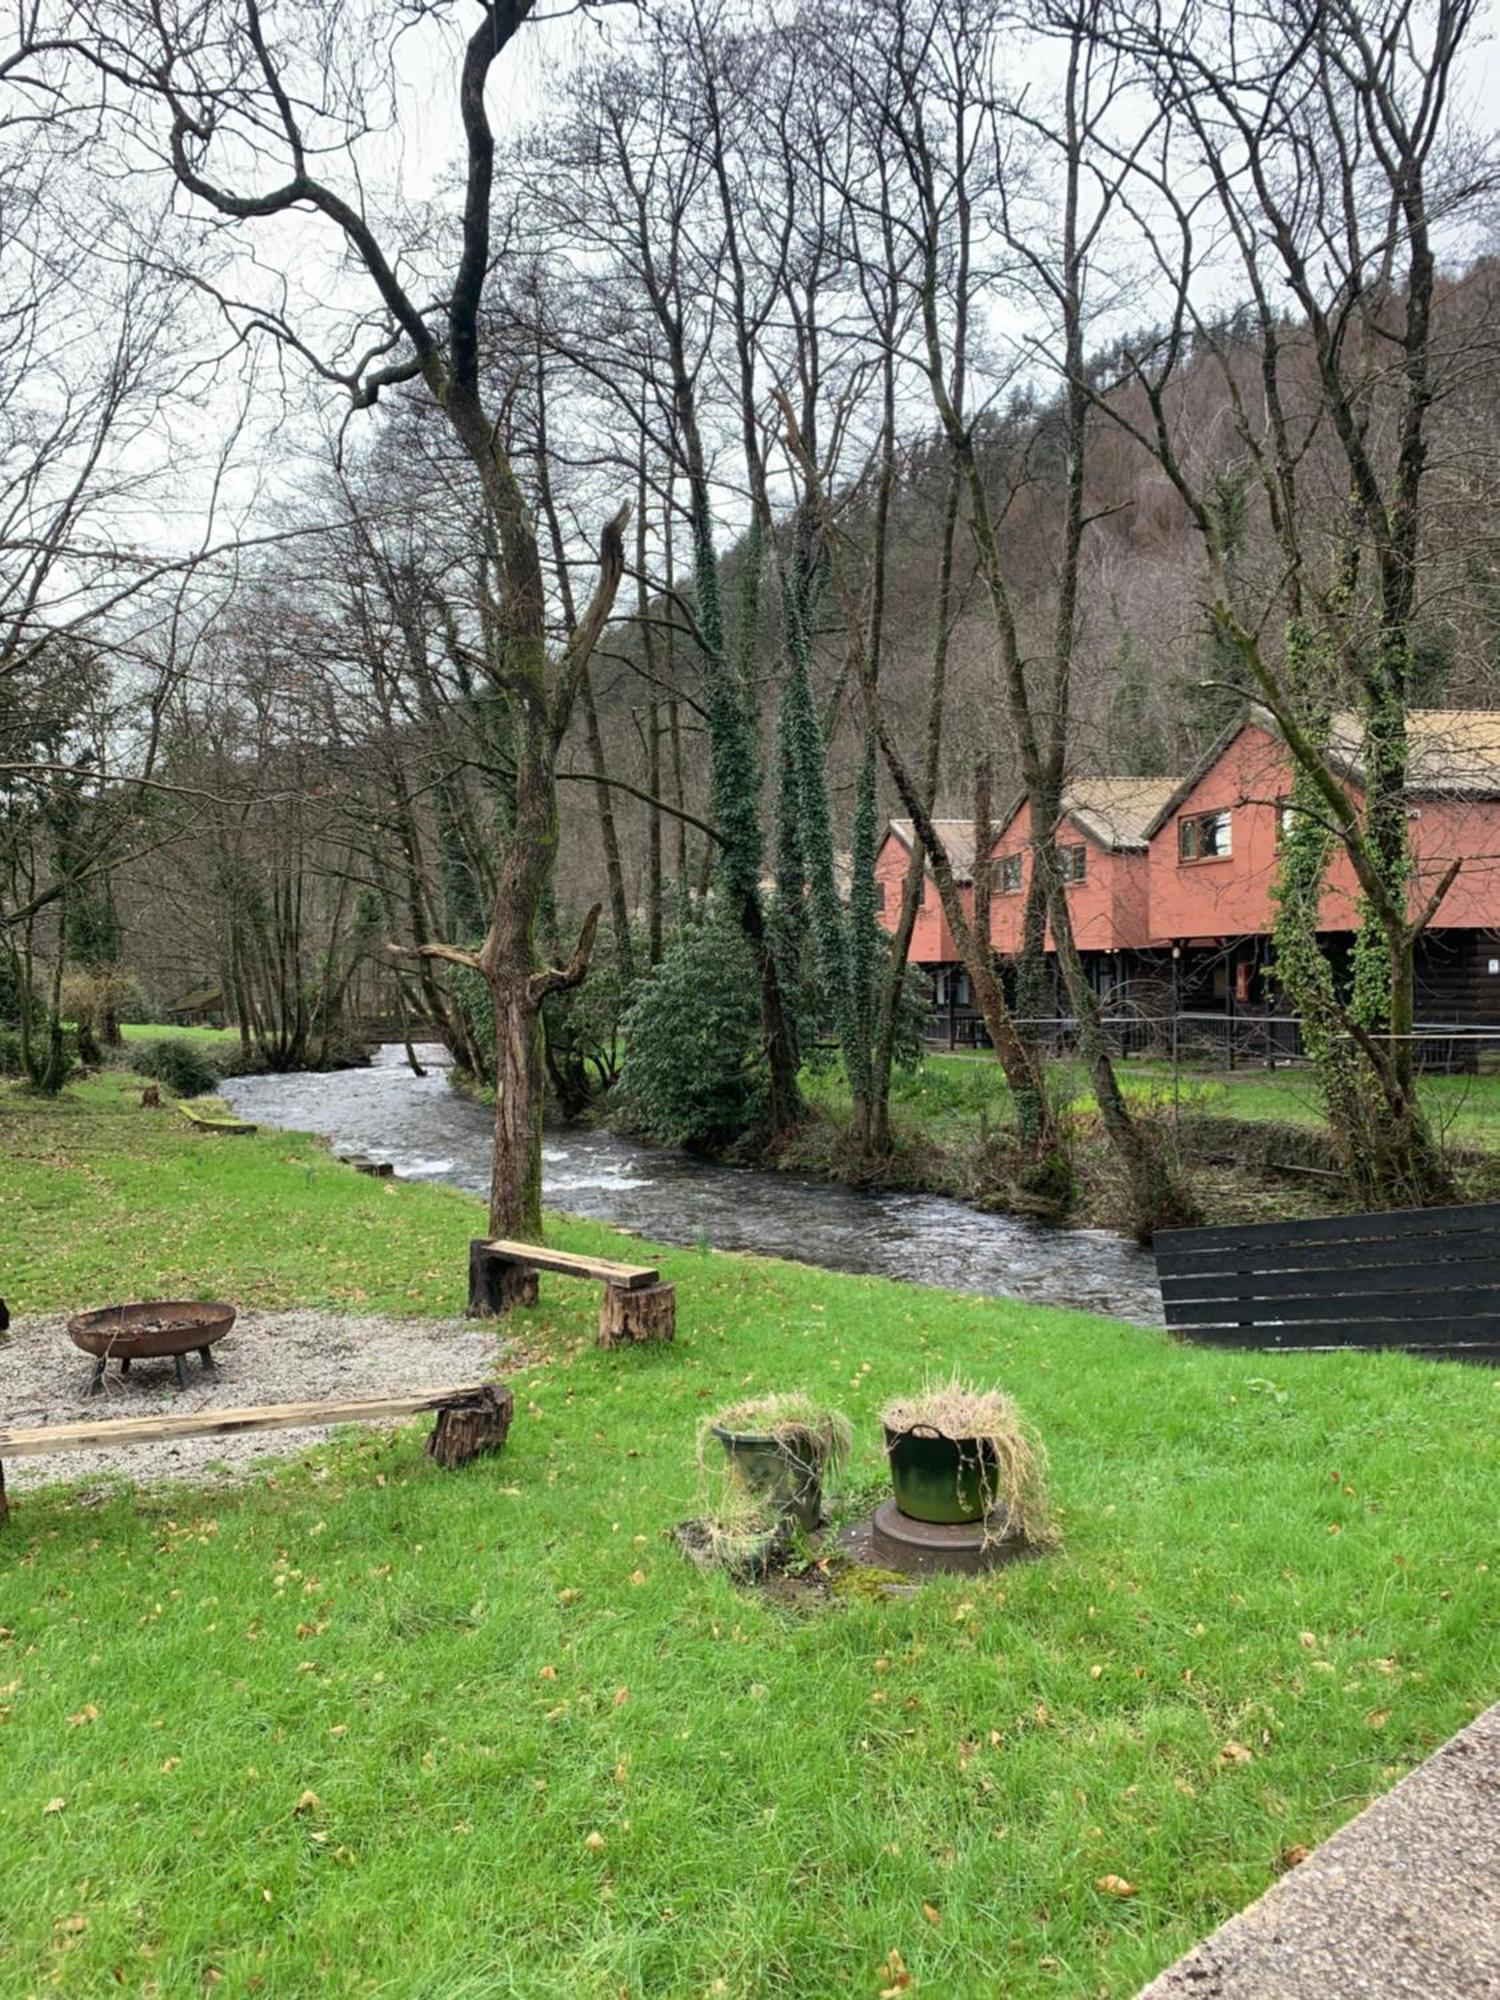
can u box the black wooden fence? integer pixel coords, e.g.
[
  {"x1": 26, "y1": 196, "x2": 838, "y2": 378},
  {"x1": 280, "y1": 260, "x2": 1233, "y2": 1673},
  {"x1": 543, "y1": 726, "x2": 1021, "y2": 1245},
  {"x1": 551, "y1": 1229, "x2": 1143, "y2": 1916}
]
[{"x1": 1154, "y1": 1202, "x2": 1500, "y2": 1360}]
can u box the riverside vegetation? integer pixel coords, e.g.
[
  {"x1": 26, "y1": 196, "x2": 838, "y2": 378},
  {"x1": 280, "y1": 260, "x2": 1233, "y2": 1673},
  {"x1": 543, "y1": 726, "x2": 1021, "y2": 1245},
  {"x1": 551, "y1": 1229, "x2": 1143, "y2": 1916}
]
[{"x1": 2, "y1": 1070, "x2": 1500, "y2": 1995}]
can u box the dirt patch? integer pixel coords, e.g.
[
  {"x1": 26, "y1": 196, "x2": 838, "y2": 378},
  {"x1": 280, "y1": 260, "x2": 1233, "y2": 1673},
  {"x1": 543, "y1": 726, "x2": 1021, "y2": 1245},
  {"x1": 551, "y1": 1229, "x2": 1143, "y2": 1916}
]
[{"x1": 0, "y1": 1310, "x2": 510, "y2": 1493}]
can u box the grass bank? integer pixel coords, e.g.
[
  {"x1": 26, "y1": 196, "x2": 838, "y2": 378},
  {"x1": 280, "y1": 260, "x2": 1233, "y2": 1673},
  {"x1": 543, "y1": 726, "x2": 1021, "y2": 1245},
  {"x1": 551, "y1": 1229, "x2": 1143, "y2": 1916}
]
[
  {"x1": 3, "y1": 1073, "x2": 1500, "y2": 1997},
  {"x1": 789, "y1": 1051, "x2": 1500, "y2": 1227}
]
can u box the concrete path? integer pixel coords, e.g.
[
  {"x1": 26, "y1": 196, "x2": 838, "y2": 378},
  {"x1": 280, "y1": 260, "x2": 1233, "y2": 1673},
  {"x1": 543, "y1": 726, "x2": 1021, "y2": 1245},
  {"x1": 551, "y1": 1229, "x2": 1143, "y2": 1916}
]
[{"x1": 1139, "y1": 1701, "x2": 1500, "y2": 1998}]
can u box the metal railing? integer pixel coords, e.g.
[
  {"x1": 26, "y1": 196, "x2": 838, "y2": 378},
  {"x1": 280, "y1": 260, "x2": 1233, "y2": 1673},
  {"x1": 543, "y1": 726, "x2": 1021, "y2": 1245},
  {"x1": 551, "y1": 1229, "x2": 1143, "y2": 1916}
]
[{"x1": 922, "y1": 1009, "x2": 1500, "y2": 1075}]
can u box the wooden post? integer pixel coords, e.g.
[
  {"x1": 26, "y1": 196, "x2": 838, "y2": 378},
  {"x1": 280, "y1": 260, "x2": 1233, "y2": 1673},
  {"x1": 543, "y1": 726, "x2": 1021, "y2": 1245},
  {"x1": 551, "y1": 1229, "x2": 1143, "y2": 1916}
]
[
  {"x1": 467, "y1": 1240, "x2": 539, "y2": 1316},
  {"x1": 0, "y1": 1458, "x2": 7, "y2": 1530},
  {"x1": 427, "y1": 1385, "x2": 515, "y2": 1467},
  {"x1": 598, "y1": 1281, "x2": 676, "y2": 1348}
]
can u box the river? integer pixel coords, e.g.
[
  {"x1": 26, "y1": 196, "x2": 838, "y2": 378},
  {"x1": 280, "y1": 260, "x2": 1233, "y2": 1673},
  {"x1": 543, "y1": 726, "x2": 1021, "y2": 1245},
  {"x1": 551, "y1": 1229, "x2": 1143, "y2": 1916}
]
[{"x1": 221, "y1": 1045, "x2": 1163, "y2": 1326}]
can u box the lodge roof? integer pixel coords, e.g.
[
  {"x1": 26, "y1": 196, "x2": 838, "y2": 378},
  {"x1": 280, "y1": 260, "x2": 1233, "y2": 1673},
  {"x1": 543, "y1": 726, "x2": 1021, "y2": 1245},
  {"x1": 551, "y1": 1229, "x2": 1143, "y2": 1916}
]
[
  {"x1": 1060, "y1": 778, "x2": 1181, "y2": 850},
  {"x1": 1141, "y1": 706, "x2": 1500, "y2": 837},
  {"x1": 890, "y1": 781, "x2": 1180, "y2": 877},
  {"x1": 1326, "y1": 709, "x2": 1500, "y2": 795},
  {"x1": 887, "y1": 818, "x2": 980, "y2": 881}
]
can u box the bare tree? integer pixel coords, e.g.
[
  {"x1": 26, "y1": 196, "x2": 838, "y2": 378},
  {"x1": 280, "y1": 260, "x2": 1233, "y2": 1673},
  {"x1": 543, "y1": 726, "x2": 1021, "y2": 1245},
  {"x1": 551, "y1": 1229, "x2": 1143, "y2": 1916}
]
[
  {"x1": 63, "y1": 0, "x2": 630, "y2": 1237},
  {"x1": 1098, "y1": 0, "x2": 1497, "y2": 1204}
]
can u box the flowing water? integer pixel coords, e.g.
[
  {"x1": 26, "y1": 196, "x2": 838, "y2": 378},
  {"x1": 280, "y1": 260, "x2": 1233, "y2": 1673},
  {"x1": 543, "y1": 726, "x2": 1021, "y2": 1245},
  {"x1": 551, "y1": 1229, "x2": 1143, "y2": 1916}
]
[{"x1": 222, "y1": 1045, "x2": 1163, "y2": 1326}]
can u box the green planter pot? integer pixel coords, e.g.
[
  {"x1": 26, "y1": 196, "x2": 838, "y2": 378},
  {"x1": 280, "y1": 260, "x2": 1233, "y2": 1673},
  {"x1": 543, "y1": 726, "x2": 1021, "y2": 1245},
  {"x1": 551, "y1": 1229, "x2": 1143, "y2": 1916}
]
[
  {"x1": 710, "y1": 1427, "x2": 823, "y2": 1532},
  {"x1": 884, "y1": 1424, "x2": 1001, "y2": 1525}
]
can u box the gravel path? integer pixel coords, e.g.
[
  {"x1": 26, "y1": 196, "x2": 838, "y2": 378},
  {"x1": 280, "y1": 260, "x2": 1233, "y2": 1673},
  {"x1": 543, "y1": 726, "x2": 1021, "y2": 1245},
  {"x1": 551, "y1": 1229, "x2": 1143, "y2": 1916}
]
[{"x1": 0, "y1": 1310, "x2": 511, "y2": 1493}]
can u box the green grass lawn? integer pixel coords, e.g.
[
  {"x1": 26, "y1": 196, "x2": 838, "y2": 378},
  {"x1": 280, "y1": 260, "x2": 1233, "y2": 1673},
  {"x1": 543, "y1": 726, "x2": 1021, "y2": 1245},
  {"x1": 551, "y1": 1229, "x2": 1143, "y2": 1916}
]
[{"x1": 3, "y1": 1074, "x2": 1500, "y2": 1996}]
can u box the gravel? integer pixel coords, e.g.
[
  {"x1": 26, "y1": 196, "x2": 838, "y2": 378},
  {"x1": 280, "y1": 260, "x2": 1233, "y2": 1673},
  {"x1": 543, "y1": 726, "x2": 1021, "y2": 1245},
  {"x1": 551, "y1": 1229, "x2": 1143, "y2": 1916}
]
[{"x1": 0, "y1": 1309, "x2": 511, "y2": 1494}]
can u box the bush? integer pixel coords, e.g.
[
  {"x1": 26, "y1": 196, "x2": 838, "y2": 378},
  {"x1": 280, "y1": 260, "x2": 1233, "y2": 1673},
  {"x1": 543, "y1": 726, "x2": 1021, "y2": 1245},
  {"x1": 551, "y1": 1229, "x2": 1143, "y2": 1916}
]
[
  {"x1": 0, "y1": 1026, "x2": 21, "y2": 1076},
  {"x1": 618, "y1": 919, "x2": 767, "y2": 1149},
  {"x1": 132, "y1": 1036, "x2": 221, "y2": 1097}
]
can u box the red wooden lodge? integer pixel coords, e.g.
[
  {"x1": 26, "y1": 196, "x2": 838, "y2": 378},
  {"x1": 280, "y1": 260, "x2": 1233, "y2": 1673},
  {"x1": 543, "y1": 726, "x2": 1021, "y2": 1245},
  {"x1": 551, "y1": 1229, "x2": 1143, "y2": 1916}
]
[{"x1": 875, "y1": 710, "x2": 1500, "y2": 1048}]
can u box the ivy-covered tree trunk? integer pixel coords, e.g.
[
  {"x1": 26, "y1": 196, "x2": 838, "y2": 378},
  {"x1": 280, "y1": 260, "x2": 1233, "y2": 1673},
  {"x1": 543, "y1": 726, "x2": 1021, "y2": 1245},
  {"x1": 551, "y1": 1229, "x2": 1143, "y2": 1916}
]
[
  {"x1": 869, "y1": 460, "x2": 961, "y2": 1158},
  {"x1": 1271, "y1": 648, "x2": 1453, "y2": 1209},
  {"x1": 779, "y1": 543, "x2": 872, "y2": 1148}
]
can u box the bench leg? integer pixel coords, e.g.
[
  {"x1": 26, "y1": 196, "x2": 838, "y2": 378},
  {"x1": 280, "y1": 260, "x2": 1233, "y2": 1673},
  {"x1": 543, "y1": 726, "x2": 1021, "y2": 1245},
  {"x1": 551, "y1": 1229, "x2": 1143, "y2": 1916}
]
[
  {"x1": 427, "y1": 1385, "x2": 516, "y2": 1468},
  {"x1": 598, "y1": 1282, "x2": 676, "y2": 1349},
  {"x1": 467, "y1": 1240, "x2": 538, "y2": 1317}
]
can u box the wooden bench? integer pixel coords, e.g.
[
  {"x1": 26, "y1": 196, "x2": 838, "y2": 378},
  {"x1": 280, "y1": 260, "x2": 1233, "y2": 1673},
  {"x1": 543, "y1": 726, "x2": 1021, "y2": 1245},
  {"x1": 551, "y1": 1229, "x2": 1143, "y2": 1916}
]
[
  {"x1": 468, "y1": 1238, "x2": 676, "y2": 1348},
  {"x1": 0, "y1": 1383, "x2": 513, "y2": 1527},
  {"x1": 1155, "y1": 1201, "x2": 1500, "y2": 1360}
]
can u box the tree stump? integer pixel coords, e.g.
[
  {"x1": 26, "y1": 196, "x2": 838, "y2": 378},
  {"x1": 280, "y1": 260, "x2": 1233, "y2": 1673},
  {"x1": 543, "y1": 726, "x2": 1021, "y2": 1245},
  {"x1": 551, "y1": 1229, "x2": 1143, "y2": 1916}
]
[
  {"x1": 598, "y1": 1281, "x2": 676, "y2": 1348},
  {"x1": 140, "y1": 1085, "x2": 160, "y2": 1109},
  {"x1": 426, "y1": 1385, "x2": 515, "y2": 1468},
  {"x1": 467, "y1": 1240, "x2": 539, "y2": 1316}
]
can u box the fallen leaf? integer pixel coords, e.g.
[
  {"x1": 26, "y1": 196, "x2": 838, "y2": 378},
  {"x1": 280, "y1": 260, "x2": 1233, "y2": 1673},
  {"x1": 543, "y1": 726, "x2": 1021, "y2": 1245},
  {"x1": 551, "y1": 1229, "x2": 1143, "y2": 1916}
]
[
  {"x1": 613, "y1": 1686, "x2": 630, "y2": 1708},
  {"x1": 1219, "y1": 1740, "x2": 1254, "y2": 1765},
  {"x1": 1298, "y1": 1631, "x2": 1317, "y2": 1648},
  {"x1": 584, "y1": 1830, "x2": 606, "y2": 1852},
  {"x1": 67, "y1": 1704, "x2": 100, "y2": 1727},
  {"x1": 293, "y1": 1790, "x2": 322, "y2": 1815},
  {"x1": 877, "y1": 1946, "x2": 911, "y2": 1996},
  {"x1": 1096, "y1": 1874, "x2": 1137, "y2": 1897},
  {"x1": 922, "y1": 1901, "x2": 941, "y2": 1926},
  {"x1": 54, "y1": 1915, "x2": 87, "y2": 1935},
  {"x1": 1366, "y1": 1709, "x2": 1391, "y2": 1731},
  {"x1": 539, "y1": 1664, "x2": 558, "y2": 1681},
  {"x1": 161, "y1": 1757, "x2": 180, "y2": 1774},
  {"x1": 1282, "y1": 1844, "x2": 1311, "y2": 1867},
  {"x1": 629, "y1": 1569, "x2": 647, "y2": 1587},
  {"x1": 43, "y1": 1797, "x2": 65, "y2": 1815}
]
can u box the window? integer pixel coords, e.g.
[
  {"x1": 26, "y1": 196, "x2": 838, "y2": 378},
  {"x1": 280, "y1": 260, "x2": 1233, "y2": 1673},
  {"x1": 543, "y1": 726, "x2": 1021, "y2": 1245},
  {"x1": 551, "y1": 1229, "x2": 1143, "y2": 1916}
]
[
  {"x1": 1056, "y1": 842, "x2": 1087, "y2": 884},
  {"x1": 875, "y1": 878, "x2": 888, "y2": 916},
  {"x1": 1178, "y1": 809, "x2": 1232, "y2": 862},
  {"x1": 954, "y1": 970, "x2": 972, "y2": 1007},
  {"x1": 998, "y1": 851, "x2": 1023, "y2": 894}
]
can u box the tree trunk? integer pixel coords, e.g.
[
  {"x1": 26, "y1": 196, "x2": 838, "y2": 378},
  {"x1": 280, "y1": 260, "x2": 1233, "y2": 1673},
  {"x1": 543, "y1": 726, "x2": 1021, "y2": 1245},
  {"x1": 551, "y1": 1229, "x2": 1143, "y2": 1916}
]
[{"x1": 488, "y1": 975, "x2": 546, "y2": 1240}]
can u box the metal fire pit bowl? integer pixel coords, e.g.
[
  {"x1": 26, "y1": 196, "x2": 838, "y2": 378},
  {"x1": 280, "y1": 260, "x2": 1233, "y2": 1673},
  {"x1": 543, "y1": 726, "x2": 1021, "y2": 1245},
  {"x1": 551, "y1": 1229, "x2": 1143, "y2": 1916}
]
[{"x1": 68, "y1": 1301, "x2": 236, "y2": 1396}]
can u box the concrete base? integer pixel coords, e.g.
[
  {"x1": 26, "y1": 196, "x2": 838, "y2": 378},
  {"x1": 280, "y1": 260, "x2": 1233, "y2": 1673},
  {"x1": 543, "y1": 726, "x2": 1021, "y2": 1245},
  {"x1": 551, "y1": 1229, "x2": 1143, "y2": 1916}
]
[
  {"x1": 838, "y1": 1499, "x2": 1023, "y2": 1577},
  {"x1": 1137, "y1": 1699, "x2": 1500, "y2": 1998}
]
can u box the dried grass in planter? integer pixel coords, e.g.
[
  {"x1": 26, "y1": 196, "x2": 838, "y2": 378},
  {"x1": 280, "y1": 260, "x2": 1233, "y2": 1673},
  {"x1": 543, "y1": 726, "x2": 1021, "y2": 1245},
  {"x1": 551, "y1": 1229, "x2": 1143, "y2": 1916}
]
[
  {"x1": 679, "y1": 1394, "x2": 853, "y2": 1577},
  {"x1": 696, "y1": 1393, "x2": 853, "y2": 1479},
  {"x1": 881, "y1": 1375, "x2": 1056, "y2": 1549}
]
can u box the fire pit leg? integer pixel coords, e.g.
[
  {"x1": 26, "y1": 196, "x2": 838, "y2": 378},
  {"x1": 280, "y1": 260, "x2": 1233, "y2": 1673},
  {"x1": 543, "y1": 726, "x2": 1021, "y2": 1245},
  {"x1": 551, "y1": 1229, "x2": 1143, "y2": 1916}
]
[
  {"x1": 173, "y1": 1353, "x2": 190, "y2": 1393},
  {"x1": 119, "y1": 1357, "x2": 131, "y2": 1376},
  {"x1": 85, "y1": 1359, "x2": 107, "y2": 1398},
  {"x1": 199, "y1": 1346, "x2": 218, "y2": 1377}
]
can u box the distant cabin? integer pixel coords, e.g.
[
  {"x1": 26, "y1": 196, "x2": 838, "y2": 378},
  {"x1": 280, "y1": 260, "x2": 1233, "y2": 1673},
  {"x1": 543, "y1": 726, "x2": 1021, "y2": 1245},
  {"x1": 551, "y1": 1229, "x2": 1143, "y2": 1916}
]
[{"x1": 875, "y1": 710, "x2": 1500, "y2": 1044}]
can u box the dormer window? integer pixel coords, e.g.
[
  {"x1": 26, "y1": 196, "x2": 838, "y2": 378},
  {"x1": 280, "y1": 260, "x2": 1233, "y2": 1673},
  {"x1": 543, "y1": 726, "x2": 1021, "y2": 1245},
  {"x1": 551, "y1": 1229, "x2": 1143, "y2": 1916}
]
[
  {"x1": 998, "y1": 852, "x2": 1023, "y2": 894},
  {"x1": 1056, "y1": 843, "x2": 1087, "y2": 884},
  {"x1": 1178, "y1": 809, "x2": 1232, "y2": 862}
]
